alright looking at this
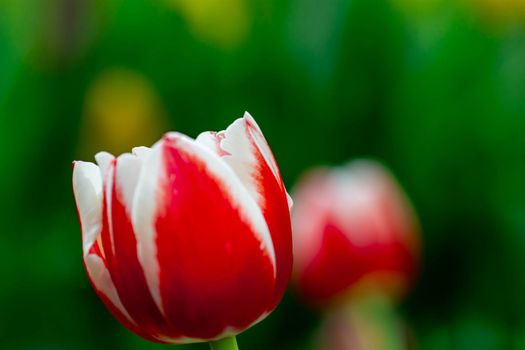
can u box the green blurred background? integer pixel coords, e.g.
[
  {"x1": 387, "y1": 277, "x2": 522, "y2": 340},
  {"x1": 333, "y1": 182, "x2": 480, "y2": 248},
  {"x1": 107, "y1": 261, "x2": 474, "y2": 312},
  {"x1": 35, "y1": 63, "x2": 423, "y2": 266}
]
[{"x1": 1, "y1": 0, "x2": 525, "y2": 349}]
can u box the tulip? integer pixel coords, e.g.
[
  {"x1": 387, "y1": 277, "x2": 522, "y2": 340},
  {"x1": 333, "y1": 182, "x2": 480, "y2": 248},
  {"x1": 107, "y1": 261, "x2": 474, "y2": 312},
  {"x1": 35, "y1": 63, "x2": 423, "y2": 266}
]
[
  {"x1": 292, "y1": 160, "x2": 420, "y2": 308},
  {"x1": 72, "y1": 113, "x2": 292, "y2": 348}
]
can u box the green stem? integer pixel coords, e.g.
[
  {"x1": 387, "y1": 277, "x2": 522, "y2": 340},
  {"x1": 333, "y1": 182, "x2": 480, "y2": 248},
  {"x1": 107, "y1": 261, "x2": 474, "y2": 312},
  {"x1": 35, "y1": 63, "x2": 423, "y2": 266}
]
[
  {"x1": 344, "y1": 294, "x2": 405, "y2": 350},
  {"x1": 209, "y1": 336, "x2": 239, "y2": 350}
]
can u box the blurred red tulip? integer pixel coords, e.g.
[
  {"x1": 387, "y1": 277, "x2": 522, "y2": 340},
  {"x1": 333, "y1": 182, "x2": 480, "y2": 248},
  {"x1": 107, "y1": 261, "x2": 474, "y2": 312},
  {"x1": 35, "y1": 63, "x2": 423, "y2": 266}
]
[
  {"x1": 72, "y1": 113, "x2": 292, "y2": 344},
  {"x1": 292, "y1": 160, "x2": 421, "y2": 308}
]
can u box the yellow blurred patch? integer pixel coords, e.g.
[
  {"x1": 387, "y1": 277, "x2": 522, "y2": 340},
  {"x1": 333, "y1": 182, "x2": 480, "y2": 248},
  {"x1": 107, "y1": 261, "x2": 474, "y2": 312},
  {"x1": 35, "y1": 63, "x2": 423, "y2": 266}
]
[
  {"x1": 167, "y1": 0, "x2": 250, "y2": 50},
  {"x1": 79, "y1": 68, "x2": 168, "y2": 157},
  {"x1": 466, "y1": 0, "x2": 525, "y2": 28}
]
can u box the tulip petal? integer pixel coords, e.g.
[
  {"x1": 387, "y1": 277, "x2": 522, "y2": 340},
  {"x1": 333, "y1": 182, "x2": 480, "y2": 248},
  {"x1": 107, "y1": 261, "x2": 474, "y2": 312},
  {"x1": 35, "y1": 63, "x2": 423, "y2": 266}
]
[
  {"x1": 100, "y1": 150, "x2": 174, "y2": 342},
  {"x1": 95, "y1": 152, "x2": 116, "y2": 257},
  {"x1": 130, "y1": 141, "x2": 166, "y2": 317},
  {"x1": 196, "y1": 112, "x2": 286, "y2": 206},
  {"x1": 115, "y1": 149, "x2": 150, "y2": 217},
  {"x1": 242, "y1": 112, "x2": 282, "y2": 185},
  {"x1": 196, "y1": 113, "x2": 292, "y2": 308},
  {"x1": 84, "y1": 254, "x2": 134, "y2": 324},
  {"x1": 164, "y1": 131, "x2": 276, "y2": 269},
  {"x1": 94, "y1": 152, "x2": 115, "y2": 188},
  {"x1": 132, "y1": 132, "x2": 277, "y2": 339},
  {"x1": 72, "y1": 161, "x2": 103, "y2": 256},
  {"x1": 72, "y1": 161, "x2": 134, "y2": 327}
]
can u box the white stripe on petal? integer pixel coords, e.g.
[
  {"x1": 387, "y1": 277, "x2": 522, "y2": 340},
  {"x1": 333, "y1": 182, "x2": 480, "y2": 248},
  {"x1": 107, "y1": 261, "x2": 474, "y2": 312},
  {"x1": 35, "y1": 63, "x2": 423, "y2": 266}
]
[
  {"x1": 131, "y1": 141, "x2": 165, "y2": 315},
  {"x1": 73, "y1": 161, "x2": 103, "y2": 256},
  {"x1": 286, "y1": 193, "x2": 294, "y2": 211},
  {"x1": 84, "y1": 254, "x2": 135, "y2": 324},
  {"x1": 206, "y1": 118, "x2": 263, "y2": 205},
  {"x1": 95, "y1": 152, "x2": 115, "y2": 181},
  {"x1": 166, "y1": 132, "x2": 277, "y2": 272},
  {"x1": 115, "y1": 149, "x2": 150, "y2": 216},
  {"x1": 196, "y1": 113, "x2": 291, "y2": 211},
  {"x1": 195, "y1": 131, "x2": 222, "y2": 155},
  {"x1": 132, "y1": 146, "x2": 151, "y2": 158},
  {"x1": 243, "y1": 112, "x2": 281, "y2": 183},
  {"x1": 96, "y1": 152, "x2": 116, "y2": 256}
]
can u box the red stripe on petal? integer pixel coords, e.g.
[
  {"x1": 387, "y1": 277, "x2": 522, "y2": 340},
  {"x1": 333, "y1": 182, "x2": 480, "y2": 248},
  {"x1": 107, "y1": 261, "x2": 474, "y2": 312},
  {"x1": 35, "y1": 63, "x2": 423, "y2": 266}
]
[
  {"x1": 155, "y1": 140, "x2": 275, "y2": 339},
  {"x1": 91, "y1": 158, "x2": 175, "y2": 341},
  {"x1": 99, "y1": 162, "x2": 116, "y2": 271},
  {"x1": 91, "y1": 276, "x2": 167, "y2": 344},
  {"x1": 88, "y1": 240, "x2": 104, "y2": 260},
  {"x1": 244, "y1": 114, "x2": 282, "y2": 184},
  {"x1": 244, "y1": 121, "x2": 293, "y2": 309},
  {"x1": 105, "y1": 163, "x2": 176, "y2": 340},
  {"x1": 200, "y1": 117, "x2": 293, "y2": 310},
  {"x1": 82, "y1": 250, "x2": 146, "y2": 341}
]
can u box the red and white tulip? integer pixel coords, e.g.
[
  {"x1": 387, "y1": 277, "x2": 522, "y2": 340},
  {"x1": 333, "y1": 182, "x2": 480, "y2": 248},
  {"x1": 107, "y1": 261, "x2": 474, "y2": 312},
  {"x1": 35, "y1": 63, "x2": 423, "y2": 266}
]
[
  {"x1": 292, "y1": 160, "x2": 420, "y2": 308},
  {"x1": 72, "y1": 113, "x2": 292, "y2": 344}
]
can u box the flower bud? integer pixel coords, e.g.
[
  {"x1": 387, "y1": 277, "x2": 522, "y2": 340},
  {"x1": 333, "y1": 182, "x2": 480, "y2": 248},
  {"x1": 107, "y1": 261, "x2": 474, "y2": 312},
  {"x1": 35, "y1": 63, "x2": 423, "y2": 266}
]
[
  {"x1": 73, "y1": 113, "x2": 292, "y2": 343},
  {"x1": 292, "y1": 160, "x2": 421, "y2": 308}
]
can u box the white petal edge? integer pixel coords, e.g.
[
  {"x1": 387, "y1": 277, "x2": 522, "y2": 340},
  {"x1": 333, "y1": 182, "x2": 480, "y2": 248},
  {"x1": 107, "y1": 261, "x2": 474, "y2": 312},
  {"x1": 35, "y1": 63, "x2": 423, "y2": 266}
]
[
  {"x1": 95, "y1": 152, "x2": 116, "y2": 257},
  {"x1": 196, "y1": 112, "x2": 292, "y2": 210},
  {"x1": 245, "y1": 111, "x2": 294, "y2": 210},
  {"x1": 131, "y1": 140, "x2": 165, "y2": 315},
  {"x1": 286, "y1": 193, "x2": 294, "y2": 211},
  {"x1": 73, "y1": 160, "x2": 134, "y2": 325},
  {"x1": 85, "y1": 254, "x2": 135, "y2": 325},
  {"x1": 114, "y1": 147, "x2": 151, "y2": 217},
  {"x1": 73, "y1": 161, "x2": 103, "y2": 256},
  {"x1": 197, "y1": 118, "x2": 263, "y2": 206},
  {"x1": 243, "y1": 112, "x2": 281, "y2": 183},
  {"x1": 95, "y1": 152, "x2": 115, "y2": 182}
]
